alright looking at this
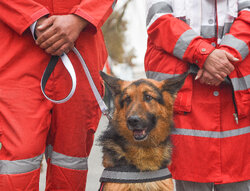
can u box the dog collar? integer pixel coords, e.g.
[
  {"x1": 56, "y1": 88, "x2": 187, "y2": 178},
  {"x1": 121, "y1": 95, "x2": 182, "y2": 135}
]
[{"x1": 100, "y1": 165, "x2": 172, "y2": 184}]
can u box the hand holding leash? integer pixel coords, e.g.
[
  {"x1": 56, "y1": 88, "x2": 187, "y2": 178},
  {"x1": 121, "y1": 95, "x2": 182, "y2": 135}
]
[{"x1": 35, "y1": 14, "x2": 88, "y2": 56}]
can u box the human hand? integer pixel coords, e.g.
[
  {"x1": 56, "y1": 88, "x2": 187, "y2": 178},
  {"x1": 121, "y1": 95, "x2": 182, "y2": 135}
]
[
  {"x1": 35, "y1": 14, "x2": 88, "y2": 56},
  {"x1": 202, "y1": 49, "x2": 238, "y2": 81},
  {"x1": 35, "y1": 16, "x2": 50, "y2": 38},
  {"x1": 196, "y1": 69, "x2": 222, "y2": 86}
]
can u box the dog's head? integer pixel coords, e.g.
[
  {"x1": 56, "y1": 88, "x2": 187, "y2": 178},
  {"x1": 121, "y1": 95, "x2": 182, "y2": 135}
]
[{"x1": 100, "y1": 71, "x2": 187, "y2": 147}]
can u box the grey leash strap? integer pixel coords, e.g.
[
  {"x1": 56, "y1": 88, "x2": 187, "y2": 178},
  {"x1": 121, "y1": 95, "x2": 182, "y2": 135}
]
[
  {"x1": 40, "y1": 48, "x2": 112, "y2": 120},
  {"x1": 31, "y1": 21, "x2": 76, "y2": 104},
  {"x1": 41, "y1": 53, "x2": 77, "y2": 104},
  {"x1": 31, "y1": 21, "x2": 111, "y2": 119},
  {"x1": 72, "y1": 47, "x2": 112, "y2": 121}
]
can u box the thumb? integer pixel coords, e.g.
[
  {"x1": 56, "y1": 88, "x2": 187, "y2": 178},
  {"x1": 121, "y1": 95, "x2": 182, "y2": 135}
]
[
  {"x1": 195, "y1": 69, "x2": 204, "y2": 80},
  {"x1": 224, "y1": 51, "x2": 239, "y2": 62},
  {"x1": 37, "y1": 16, "x2": 54, "y2": 31}
]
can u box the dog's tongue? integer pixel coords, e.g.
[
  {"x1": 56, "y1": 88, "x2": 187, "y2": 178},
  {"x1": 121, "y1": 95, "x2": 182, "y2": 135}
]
[{"x1": 133, "y1": 129, "x2": 146, "y2": 140}]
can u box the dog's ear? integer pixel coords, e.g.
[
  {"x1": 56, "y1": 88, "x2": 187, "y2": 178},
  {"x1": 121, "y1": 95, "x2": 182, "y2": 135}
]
[
  {"x1": 161, "y1": 72, "x2": 188, "y2": 95},
  {"x1": 100, "y1": 71, "x2": 123, "y2": 95}
]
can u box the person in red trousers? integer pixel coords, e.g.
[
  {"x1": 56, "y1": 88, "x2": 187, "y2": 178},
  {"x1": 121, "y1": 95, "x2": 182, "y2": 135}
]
[{"x1": 0, "y1": 0, "x2": 116, "y2": 190}]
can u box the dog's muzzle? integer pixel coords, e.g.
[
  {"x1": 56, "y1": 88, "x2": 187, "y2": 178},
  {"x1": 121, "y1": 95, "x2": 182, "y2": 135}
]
[{"x1": 127, "y1": 115, "x2": 148, "y2": 141}]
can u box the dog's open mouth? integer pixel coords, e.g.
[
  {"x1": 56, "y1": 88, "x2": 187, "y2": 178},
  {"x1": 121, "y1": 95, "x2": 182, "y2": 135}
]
[{"x1": 133, "y1": 129, "x2": 148, "y2": 140}]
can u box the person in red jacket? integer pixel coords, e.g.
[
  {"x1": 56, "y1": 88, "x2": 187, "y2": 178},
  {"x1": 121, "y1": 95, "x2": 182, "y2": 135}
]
[
  {"x1": 145, "y1": 0, "x2": 250, "y2": 190},
  {"x1": 0, "y1": 0, "x2": 116, "y2": 190}
]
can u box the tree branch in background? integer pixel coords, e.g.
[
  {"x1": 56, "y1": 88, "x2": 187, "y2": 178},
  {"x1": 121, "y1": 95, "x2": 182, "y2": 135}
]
[{"x1": 102, "y1": 0, "x2": 135, "y2": 66}]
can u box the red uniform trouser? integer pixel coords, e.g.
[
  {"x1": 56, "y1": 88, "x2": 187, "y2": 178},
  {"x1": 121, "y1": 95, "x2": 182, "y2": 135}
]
[{"x1": 0, "y1": 51, "x2": 103, "y2": 190}]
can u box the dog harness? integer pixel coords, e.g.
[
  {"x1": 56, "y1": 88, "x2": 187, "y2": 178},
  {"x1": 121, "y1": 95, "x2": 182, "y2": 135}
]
[{"x1": 99, "y1": 165, "x2": 172, "y2": 190}]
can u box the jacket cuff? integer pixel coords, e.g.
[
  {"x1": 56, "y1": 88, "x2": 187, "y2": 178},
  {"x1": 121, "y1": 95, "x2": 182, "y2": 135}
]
[
  {"x1": 70, "y1": 7, "x2": 98, "y2": 33},
  {"x1": 191, "y1": 40, "x2": 215, "y2": 68},
  {"x1": 20, "y1": 7, "x2": 49, "y2": 35}
]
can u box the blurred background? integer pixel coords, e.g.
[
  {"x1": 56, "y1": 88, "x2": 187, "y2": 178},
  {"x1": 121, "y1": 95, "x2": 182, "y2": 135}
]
[
  {"x1": 102, "y1": 0, "x2": 147, "y2": 80},
  {"x1": 102, "y1": 0, "x2": 147, "y2": 110},
  {"x1": 40, "y1": 1, "x2": 148, "y2": 190}
]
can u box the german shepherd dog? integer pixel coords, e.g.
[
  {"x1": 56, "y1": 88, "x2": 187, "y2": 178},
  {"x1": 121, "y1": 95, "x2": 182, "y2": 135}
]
[{"x1": 98, "y1": 71, "x2": 186, "y2": 191}]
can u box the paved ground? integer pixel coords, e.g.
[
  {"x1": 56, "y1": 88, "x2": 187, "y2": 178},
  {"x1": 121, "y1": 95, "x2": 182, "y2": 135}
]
[{"x1": 39, "y1": 116, "x2": 109, "y2": 191}]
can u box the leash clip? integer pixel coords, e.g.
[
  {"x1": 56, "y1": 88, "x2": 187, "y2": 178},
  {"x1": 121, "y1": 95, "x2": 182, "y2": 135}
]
[
  {"x1": 103, "y1": 109, "x2": 112, "y2": 121},
  {"x1": 233, "y1": 113, "x2": 239, "y2": 124}
]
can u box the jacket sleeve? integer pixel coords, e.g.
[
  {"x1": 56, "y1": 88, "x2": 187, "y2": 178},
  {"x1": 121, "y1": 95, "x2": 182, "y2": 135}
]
[
  {"x1": 146, "y1": 0, "x2": 215, "y2": 69},
  {"x1": 70, "y1": 0, "x2": 117, "y2": 31},
  {"x1": 219, "y1": 1, "x2": 250, "y2": 62},
  {"x1": 0, "y1": 0, "x2": 49, "y2": 35}
]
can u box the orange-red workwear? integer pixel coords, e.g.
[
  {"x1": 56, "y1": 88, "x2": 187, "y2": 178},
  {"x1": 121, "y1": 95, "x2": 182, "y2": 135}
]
[
  {"x1": 0, "y1": 0, "x2": 116, "y2": 190},
  {"x1": 145, "y1": 0, "x2": 250, "y2": 184}
]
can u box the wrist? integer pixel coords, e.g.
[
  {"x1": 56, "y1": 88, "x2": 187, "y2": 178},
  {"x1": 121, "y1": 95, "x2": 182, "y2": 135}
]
[
  {"x1": 71, "y1": 14, "x2": 88, "y2": 31},
  {"x1": 192, "y1": 40, "x2": 215, "y2": 68}
]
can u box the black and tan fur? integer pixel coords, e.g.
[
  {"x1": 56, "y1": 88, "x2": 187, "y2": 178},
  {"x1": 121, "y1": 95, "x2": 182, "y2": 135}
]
[{"x1": 99, "y1": 71, "x2": 187, "y2": 191}]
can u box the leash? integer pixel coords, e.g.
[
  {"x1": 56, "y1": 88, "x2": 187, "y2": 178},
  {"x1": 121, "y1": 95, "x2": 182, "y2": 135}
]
[
  {"x1": 31, "y1": 21, "x2": 112, "y2": 120},
  {"x1": 41, "y1": 54, "x2": 76, "y2": 103},
  {"x1": 40, "y1": 47, "x2": 112, "y2": 121}
]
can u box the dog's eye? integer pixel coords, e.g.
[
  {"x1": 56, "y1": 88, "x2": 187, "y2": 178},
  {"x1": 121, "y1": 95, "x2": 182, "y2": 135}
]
[
  {"x1": 124, "y1": 96, "x2": 131, "y2": 105},
  {"x1": 144, "y1": 94, "x2": 153, "y2": 102}
]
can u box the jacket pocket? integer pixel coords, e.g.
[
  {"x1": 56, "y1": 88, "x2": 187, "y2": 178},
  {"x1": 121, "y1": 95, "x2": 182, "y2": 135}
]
[{"x1": 174, "y1": 74, "x2": 193, "y2": 114}]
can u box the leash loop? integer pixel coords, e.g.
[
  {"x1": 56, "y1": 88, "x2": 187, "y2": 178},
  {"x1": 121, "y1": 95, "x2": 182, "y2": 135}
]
[
  {"x1": 41, "y1": 53, "x2": 77, "y2": 104},
  {"x1": 41, "y1": 47, "x2": 112, "y2": 120},
  {"x1": 31, "y1": 21, "x2": 112, "y2": 120}
]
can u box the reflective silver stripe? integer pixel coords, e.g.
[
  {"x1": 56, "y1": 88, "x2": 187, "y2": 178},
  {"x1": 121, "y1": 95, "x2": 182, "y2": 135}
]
[
  {"x1": 0, "y1": 154, "x2": 43, "y2": 174},
  {"x1": 201, "y1": 25, "x2": 216, "y2": 38},
  {"x1": 231, "y1": 75, "x2": 250, "y2": 91},
  {"x1": 172, "y1": 126, "x2": 250, "y2": 138},
  {"x1": 239, "y1": 1, "x2": 250, "y2": 11},
  {"x1": 220, "y1": 34, "x2": 249, "y2": 60},
  {"x1": 241, "y1": 8, "x2": 250, "y2": 11},
  {"x1": 100, "y1": 168, "x2": 171, "y2": 182},
  {"x1": 173, "y1": 29, "x2": 199, "y2": 60},
  {"x1": 146, "y1": 71, "x2": 179, "y2": 81},
  {"x1": 47, "y1": 145, "x2": 88, "y2": 170},
  {"x1": 200, "y1": 23, "x2": 232, "y2": 39},
  {"x1": 146, "y1": 2, "x2": 173, "y2": 26}
]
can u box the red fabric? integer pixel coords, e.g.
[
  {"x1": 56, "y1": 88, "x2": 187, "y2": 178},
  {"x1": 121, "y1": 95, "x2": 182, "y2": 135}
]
[
  {"x1": 46, "y1": 160, "x2": 88, "y2": 191},
  {"x1": 219, "y1": 10, "x2": 250, "y2": 62},
  {"x1": 145, "y1": 7, "x2": 250, "y2": 184},
  {"x1": 219, "y1": 9, "x2": 250, "y2": 119},
  {"x1": 0, "y1": 0, "x2": 112, "y2": 190},
  {"x1": 170, "y1": 82, "x2": 250, "y2": 184},
  {"x1": 0, "y1": 168, "x2": 41, "y2": 191},
  {"x1": 147, "y1": 14, "x2": 215, "y2": 69}
]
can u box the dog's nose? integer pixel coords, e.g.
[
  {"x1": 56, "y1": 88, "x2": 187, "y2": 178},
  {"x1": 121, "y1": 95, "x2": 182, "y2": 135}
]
[{"x1": 127, "y1": 115, "x2": 141, "y2": 128}]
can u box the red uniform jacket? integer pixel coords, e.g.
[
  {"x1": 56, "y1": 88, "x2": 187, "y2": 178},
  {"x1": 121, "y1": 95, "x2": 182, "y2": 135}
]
[
  {"x1": 145, "y1": 0, "x2": 250, "y2": 184},
  {"x1": 0, "y1": 0, "x2": 116, "y2": 131}
]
